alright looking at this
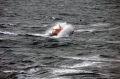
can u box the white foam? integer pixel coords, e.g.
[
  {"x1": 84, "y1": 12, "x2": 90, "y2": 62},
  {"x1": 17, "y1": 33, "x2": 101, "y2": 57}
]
[
  {"x1": 3, "y1": 70, "x2": 18, "y2": 73},
  {"x1": 61, "y1": 61, "x2": 101, "y2": 68},
  {"x1": 90, "y1": 23, "x2": 110, "y2": 27},
  {"x1": 106, "y1": 41, "x2": 120, "y2": 43},
  {"x1": 62, "y1": 55, "x2": 120, "y2": 62},
  {"x1": 27, "y1": 33, "x2": 49, "y2": 37},
  {"x1": 51, "y1": 68, "x2": 92, "y2": 76},
  {"x1": 28, "y1": 68, "x2": 39, "y2": 74},
  {"x1": 0, "y1": 31, "x2": 18, "y2": 35},
  {"x1": 75, "y1": 29, "x2": 95, "y2": 32}
]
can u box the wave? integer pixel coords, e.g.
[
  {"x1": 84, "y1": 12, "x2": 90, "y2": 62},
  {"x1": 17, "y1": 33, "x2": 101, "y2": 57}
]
[
  {"x1": 0, "y1": 31, "x2": 18, "y2": 35},
  {"x1": 0, "y1": 22, "x2": 74, "y2": 38},
  {"x1": 62, "y1": 55, "x2": 120, "y2": 62},
  {"x1": 75, "y1": 29, "x2": 96, "y2": 32}
]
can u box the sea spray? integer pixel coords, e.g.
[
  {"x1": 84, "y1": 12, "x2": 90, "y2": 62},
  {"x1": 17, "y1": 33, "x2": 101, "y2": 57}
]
[{"x1": 46, "y1": 22, "x2": 74, "y2": 38}]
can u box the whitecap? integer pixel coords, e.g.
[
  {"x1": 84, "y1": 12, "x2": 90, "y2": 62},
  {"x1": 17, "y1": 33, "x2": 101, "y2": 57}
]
[
  {"x1": 62, "y1": 55, "x2": 120, "y2": 62},
  {"x1": 90, "y1": 23, "x2": 110, "y2": 27},
  {"x1": 3, "y1": 70, "x2": 18, "y2": 73},
  {"x1": 0, "y1": 31, "x2": 18, "y2": 35},
  {"x1": 51, "y1": 68, "x2": 92, "y2": 76},
  {"x1": 61, "y1": 61, "x2": 102, "y2": 68},
  {"x1": 75, "y1": 29, "x2": 96, "y2": 32},
  {"x1": 28, "y1": 68, "x2": 39, "y2": 74}
]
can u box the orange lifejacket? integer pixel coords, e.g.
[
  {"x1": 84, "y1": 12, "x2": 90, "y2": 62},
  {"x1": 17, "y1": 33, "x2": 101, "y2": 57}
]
[{"x1": 49, "y1": 25, "x2": 63, "y2": 36}]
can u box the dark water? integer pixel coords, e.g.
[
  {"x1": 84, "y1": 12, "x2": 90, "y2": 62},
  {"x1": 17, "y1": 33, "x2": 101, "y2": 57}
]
[{"x1": 0, "y1": 0, "x2": 120, "y2": 79}]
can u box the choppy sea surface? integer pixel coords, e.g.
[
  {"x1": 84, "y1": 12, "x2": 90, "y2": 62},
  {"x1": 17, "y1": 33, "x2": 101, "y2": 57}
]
[{"x1": 0, "y1": 0, "x2": 120, "y2": 79}]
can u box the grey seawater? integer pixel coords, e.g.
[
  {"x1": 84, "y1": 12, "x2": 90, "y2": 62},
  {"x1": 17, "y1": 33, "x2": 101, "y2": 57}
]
[{"x1": 0, "y1": 0, "x2": 120, "y2": 79}]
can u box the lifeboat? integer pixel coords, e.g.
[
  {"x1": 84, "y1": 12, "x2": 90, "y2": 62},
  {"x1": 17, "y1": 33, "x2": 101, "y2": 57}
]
[
  {"x1": 49, "y1": 25, "x2": 63, "y2": 36},
  {"x1": 49, "y1": 23, "x2": 74, "y2": 37}
]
